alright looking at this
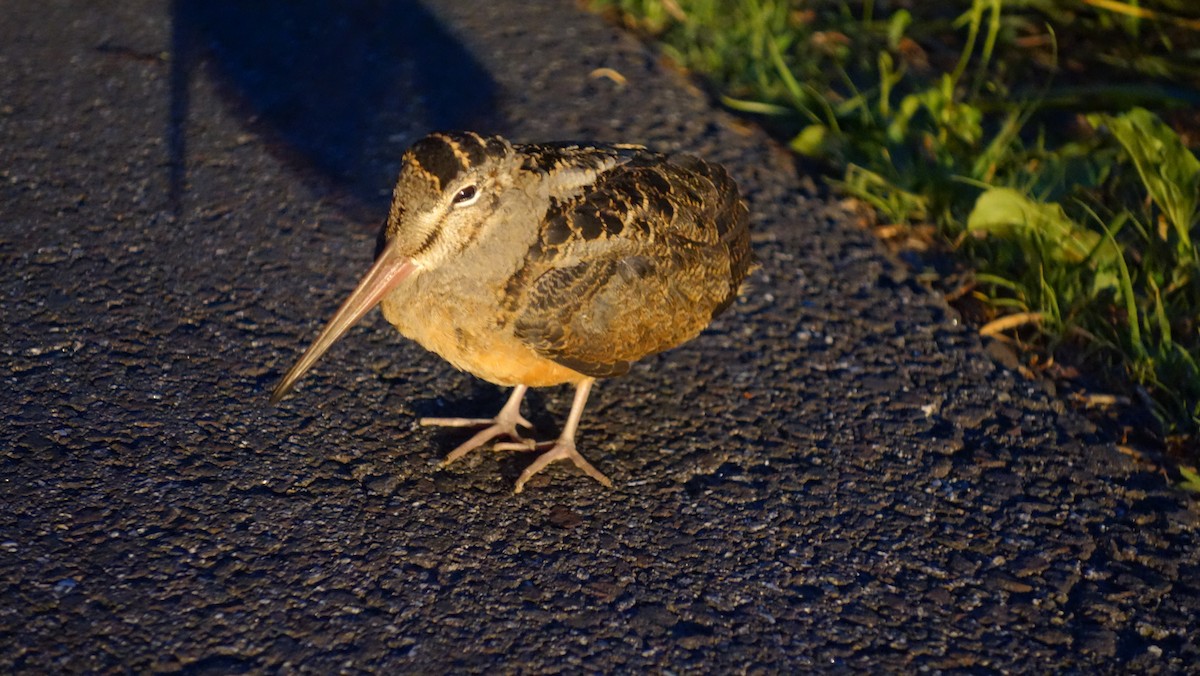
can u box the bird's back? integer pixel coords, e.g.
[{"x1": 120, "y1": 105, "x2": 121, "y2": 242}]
[{"x1": 503, "y1": 144, "x2": 752, "y2": 378}]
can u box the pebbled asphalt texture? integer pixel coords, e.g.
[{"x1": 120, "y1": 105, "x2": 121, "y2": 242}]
[{"x1": 2, "y1": 0, "x2": 1198, "y2": 672}]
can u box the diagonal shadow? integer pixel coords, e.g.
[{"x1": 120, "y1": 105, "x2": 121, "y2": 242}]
[{"x1": 169, "y1": 0, "x2": 502, "y2": 216}]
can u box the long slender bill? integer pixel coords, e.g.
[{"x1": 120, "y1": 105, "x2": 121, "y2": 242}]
[{"x1": 270, "y1": 242, "x2": 417, "y2": 404}]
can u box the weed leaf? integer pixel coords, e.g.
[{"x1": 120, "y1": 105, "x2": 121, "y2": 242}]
[{"x1": 1093, "y1": 108, "x2": 1200, "y2": 253}]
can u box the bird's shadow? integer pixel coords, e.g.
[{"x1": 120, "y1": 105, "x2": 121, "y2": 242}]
[
  {"x1": 410, "y1": 387, "x2": 560, "y2": 435},
  {"x1": 410, "y1": 387, "x2": 568, "y2": 480},
  {"x1": 170, "y1": 0, "x2": 503, "y2": 218}
]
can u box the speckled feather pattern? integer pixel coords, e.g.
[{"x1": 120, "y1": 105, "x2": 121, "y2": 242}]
[
  {"x1": 506, "y1": 141, "x2": 751, "y2": 377},
  {"x1": 381, "y1": 132, "x2": 751, "y2": 385}
]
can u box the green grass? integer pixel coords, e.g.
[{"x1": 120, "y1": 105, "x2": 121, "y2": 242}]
[{"x1": 593, "y1": 0, "x2": 1200, "y2": 478}]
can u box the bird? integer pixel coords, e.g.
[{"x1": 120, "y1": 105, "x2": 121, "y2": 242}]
[{"x1": 270, "y1": 131, "x2": 752, "y2": 493}]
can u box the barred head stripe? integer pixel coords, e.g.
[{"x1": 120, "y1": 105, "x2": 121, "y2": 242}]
[
  {"x1": 435, "y1": 132, "x2": 474, "y2": 168},
  {"x1": 410, "y1": 134, "x2": 468, "y2": 191},
  {"x1": 458, "y1": 131, "x2": 493, "y2": 168}
]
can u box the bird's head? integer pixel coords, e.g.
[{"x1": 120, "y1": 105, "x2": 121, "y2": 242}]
[
  {"x1": 270, "y1": 131, "x2": 517, "y2": 403},
  {"x1": 384, "y1": 132, "x2": 518, "y2": 269}
]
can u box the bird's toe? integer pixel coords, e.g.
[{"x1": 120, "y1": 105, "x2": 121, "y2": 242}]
[{"x1": 513, "y1": 440, "x2": 613, "y2": 493}]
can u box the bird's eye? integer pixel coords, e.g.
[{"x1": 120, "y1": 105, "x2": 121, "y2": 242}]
[{"x1": 452, "y1": 185, "x2": 479, "y2": 207}]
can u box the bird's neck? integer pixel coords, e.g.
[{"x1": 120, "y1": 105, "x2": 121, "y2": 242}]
[{"x1": 391, "y1": 185, "x2": 547, "y2": 310}]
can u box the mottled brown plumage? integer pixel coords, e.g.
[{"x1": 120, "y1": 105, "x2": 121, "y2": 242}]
[{"x1": 272, "y1": 131, "x2": 751, "y2": 492}]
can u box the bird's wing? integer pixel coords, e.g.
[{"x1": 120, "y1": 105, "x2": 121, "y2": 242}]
[{"x1": 506, "y1": 148, "x2": 751, "y2": 378}]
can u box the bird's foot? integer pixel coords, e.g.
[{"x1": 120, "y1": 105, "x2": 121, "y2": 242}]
[
  {"x1": 511, "y1": 438, "x2": 613, "y2": 494},
  {"x1": 424, "y1": 411, "x2": 535, "y2": 467}
]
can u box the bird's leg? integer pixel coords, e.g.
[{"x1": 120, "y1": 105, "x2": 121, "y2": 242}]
[
  {"x1": 425, "y1": 385, "x2": 536, "y2": 467},
  {"x1": 507, "y1": 378, "x2": 613, "y2": 493}
]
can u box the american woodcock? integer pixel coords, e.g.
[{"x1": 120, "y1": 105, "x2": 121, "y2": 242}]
[{"x1": 271, "y1": 131, "x2": 752, "y2": 492}]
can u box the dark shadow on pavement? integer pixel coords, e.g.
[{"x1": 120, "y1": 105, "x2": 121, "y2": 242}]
[{"x1": 170, "y1": 0, "x2": 502, "y2": 216}]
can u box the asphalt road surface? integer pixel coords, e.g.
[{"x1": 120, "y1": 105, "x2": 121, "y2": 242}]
[{"x1": 3, "y1": 0, "x2": 1198, "y2": 672}]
